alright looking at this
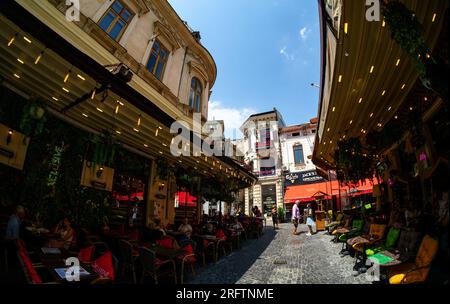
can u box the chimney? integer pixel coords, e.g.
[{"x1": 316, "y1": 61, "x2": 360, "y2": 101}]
[{"x1": 192, "y1": 31, "x2": 201, "y2": 42}]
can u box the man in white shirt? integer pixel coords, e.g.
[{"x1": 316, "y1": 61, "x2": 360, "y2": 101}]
[{"x1": 291, "y1": 201, "x2": 301, "y2": 235}]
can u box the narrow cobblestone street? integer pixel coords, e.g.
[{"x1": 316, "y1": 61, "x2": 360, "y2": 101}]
[{"x1": 188, "y1": 223, "x2": 369, "y2": 284}]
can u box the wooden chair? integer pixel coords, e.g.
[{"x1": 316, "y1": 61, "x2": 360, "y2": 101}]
[
  {"x1": 351, "y1": 224, "x2": 387, "y2": 273},
  {"x1": 139, "y1": 246, "x2": 177, "y2": 284},
  {"x1": 387, "y1": 235, "x2": 439, "y2": 284},
  {"x1": 325, "y1": 212, "x2": 344, "y2": 234}
]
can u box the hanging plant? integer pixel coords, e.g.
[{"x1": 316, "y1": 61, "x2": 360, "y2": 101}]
[
  {"x1": 19, "y1": 97, "x2": 47, "y2": 138},
  {"x1": 382, "y1": 1, "x2": 449, "y2": 99},
  {"x1": 90, "y1": 131, "x2": 119, "y2": 172},
  {"x1": 382, "y1": 1, "x2": 429, "y2": 76}
]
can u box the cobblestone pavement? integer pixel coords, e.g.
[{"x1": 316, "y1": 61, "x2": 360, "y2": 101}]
[{"x1": 187, "y1": 223, "x2": 369, "y2": 284}]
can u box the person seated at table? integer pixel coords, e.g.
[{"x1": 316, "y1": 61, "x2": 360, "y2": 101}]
[
  {"x1": 152, "y1": 218, "x2": 166, "y2": 236},
  {"x1": 252, "y1": 206, "x2": 262, "y2": 217},
  {"x1": 48, "y1": 217, "x2": 76, "y2": 249},
  {"x1": 202, "y1": 221, "x2": 216, "y2": 235},
  {"x1": 232, "y1": 218, "x2": 244, "y2": 236},
  {"x1": 178, "y1": 217, "x2": 193, "y2": 240}
]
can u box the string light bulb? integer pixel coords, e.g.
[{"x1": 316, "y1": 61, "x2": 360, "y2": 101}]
[
  {"x1": 91, "y1": 88, "x2": 96, "y2": 100},
  {"x1": 7, "y1": 33, "x2": 17, "y2": 47},
  {"x1": 114, "y1": 102, "x2": 120, "y2": 114},
  {"x1": 64, "y1": 70, "x2": 71, "y2": 83},
  {"x1": 34, "y1": 51, "x2": 44, "y2": 65}
]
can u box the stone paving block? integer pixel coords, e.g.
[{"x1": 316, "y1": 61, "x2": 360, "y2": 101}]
[{"x1": 187, "y1": 223, "x2": 370, "y2": 284}]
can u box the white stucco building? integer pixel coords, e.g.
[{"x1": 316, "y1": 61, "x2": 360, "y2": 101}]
[{"x1": 239, "y1": 108, "x2": 286, "y2": 215}]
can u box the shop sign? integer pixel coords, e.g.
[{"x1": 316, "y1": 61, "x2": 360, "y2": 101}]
[{"x1": 284, "y1": 170, "x2": 325, "y2": 186}]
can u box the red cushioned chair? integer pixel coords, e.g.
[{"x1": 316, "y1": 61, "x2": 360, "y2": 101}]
[
  {"x1": 139, "y1": 247, "x2": 177, "y2": 284},
  {"x1": 91, "y1": 251, "x2": 119, "y2": 284},
  {"x1": 17, "y1": 250, "x2": 57, "y2": 284},
  {"x1": 78, "y1": 246, "x2": 94, "y2": 264}
]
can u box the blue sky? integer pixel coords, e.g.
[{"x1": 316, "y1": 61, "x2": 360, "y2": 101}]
[{"x1": 169, "y1": 0, "x2": 321, "y2": 139}]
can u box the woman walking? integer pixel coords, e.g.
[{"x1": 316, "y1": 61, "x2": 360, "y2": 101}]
[{"x1": 305, "y1": 203, "x2": 315, "y2": 236}]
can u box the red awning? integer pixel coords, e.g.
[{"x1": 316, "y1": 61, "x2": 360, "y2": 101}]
[
  {"x1": 176, "y1": 192, "x2": 197, "y2": 207},
  {"x1": 284, "y1": 178, "x2": 378, "y2": 203},
  {"x1": 112, "y1": 191, "x2": 144, "y2": 201},
  {"x1": 284, "y1": 181, "x2": 340, "y2": 203},
  {"x1": 342, "y1": 179, "x2": 378, "y2": 197}
]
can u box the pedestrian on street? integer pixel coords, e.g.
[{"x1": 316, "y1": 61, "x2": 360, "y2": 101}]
[
  {"x1": 291, "y1": 200, "x2": 301, "y2": 235},
  {"x1": 305, "y1": 203, "x2": 315, "y2": 236},
  {"x1": 271, "y1": 206, "x2": 279, "y2": 229}
]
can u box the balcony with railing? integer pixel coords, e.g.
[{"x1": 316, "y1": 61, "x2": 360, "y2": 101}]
[{"x1": 255, "y1": 140, "x2": 273, "y2": 150}]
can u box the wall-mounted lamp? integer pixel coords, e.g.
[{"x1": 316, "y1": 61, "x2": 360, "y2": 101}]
[
  {"x1": 6, "y1": 130, "x2": 13, "y2": 145},
  {"x1": 96, "y1": 166, "x2": 104, "y2": 178}
]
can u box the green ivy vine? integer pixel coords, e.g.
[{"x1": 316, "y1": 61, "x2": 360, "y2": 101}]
[{"x1": 19, "y1": 98, "x2": 47, "y2": 138}]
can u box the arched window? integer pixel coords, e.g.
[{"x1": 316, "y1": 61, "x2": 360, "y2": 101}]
[{"x1": 189, "y1": 77, "x2": 202, "y2": 112}]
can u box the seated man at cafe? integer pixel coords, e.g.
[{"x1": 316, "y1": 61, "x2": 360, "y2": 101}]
[
  {"x1": 5, "y1": 205, "x2": 26, "y2": 240},
  {"x1": 178, "y1": 217, "x2": 193, "y2": 240}
]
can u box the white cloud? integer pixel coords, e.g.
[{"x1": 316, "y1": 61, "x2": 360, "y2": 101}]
[
  {"x1": 208, "y1": 100, "x2": 256, "y2": 139},
  {"x1": 280, "y1": 46, "x2": 295, "y2": 61},
  {"x1": 299, "y1": 27, "x2": 311, "y2": 41}
]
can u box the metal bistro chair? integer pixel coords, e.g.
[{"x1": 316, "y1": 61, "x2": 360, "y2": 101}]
[
  {"x1": 177, "y1": 239, "x2": 197, "y2": 284},
  {"x1": 118, "y1": 239, "x2": 139, "y2": 283},
  {"x1": 139, "y1": 246, "x2": 177, "y2": 284}
]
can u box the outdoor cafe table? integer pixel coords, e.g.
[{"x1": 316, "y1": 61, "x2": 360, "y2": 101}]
[
  {"x1": 151, "y1": 245, "x2": 186, "y2": 260},
  {"x1": 368, "y1": 250, "x2": 404, "y2": 267},
  {"x1": 37, "y1": 247, "x2": 99, "y2": 283},
  {"x1": 166, "y1": 230, "x2": 185, "y2": 238},
  {"x1": 24, "y1": 227, "x2": 59, "y2": 247}
]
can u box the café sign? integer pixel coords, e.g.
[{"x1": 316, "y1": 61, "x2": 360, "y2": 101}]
[{"x1": 284, "y1": 170, "x2": 325, "y2": 186}]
